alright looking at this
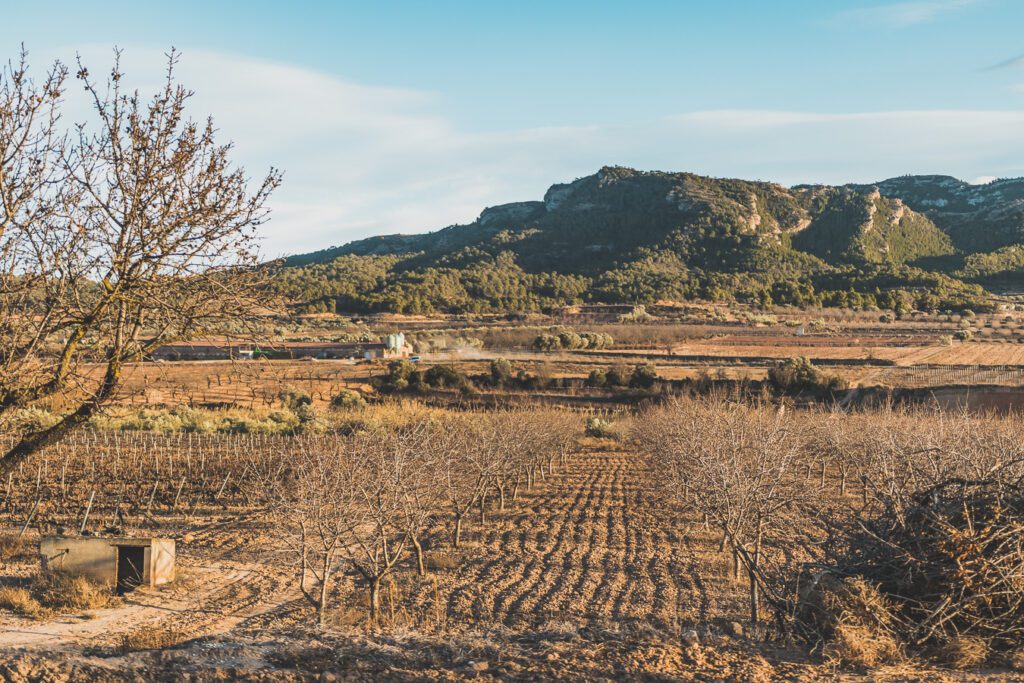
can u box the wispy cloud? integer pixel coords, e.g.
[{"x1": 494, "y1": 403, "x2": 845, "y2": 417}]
[
  {"x1": 44, "y1": 48, "x2": 1024, "y2": 257},
  {"x1": 836, "y1": 0, "x2": 983, "y2": 28},
  {"x1": 986, "y1": 53, "x2": 1024, "y2": 71}
]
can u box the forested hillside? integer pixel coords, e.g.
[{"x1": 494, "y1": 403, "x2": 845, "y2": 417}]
[{"x1": 271, "y1": 167, "x2": 1019, "y2": 314}]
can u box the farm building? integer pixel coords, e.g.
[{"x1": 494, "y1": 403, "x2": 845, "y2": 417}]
[
  {"x1": 150, "y1": 334, "x2": 408, "y2": 362},
  {"x1": 40, "y1": 536, "x2": 176, "y2": 594},
  {"x1": 149, "y1": 340, "x2": 254, "y2": 361}
]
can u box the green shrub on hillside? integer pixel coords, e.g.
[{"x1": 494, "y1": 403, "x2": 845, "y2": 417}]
[
  {"x1": 768, "y1": 357, "x2": 847, "y2": 394},
  {"x1": 330, "y1": 389, "x2": 367, "y2": 411}
]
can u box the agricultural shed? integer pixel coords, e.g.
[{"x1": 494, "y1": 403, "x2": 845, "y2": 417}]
[{"x1": 40, "y1": 536, "x2": 175, "y2": 594}]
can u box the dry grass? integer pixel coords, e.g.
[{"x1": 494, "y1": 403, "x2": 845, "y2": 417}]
[
  {"x1": 0, "y1": 586, "x2": 51, "y2": 619},
  {"x1": 32, "y1": 572, "x2": 119, "y2": 612},
  {"x1": 327, "y1": 604, "x2": 367, "y2": 630},
  {"x1": 0, "y1": 534, "x2": 32, "y2": 562},
  {"x1": 424, "y1": 551, "x2": 460, "y2": 572},
  {"x1": 823, "y1": 623, "x2": 903, "y2": 670},
  {"x1": 802, "y1": 575, "x2": 903, "y2": 669},
  {"x1": 0, "y1": 572, "x2": 119, "y2": 619},
  {"x1": 938, "y1": 635, "x2": 990, "y2": 670},
  {"x1": 118, "y1": 624, "x2": 187, "y2": 652}
]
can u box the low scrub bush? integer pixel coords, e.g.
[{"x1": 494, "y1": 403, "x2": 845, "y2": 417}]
[
  {"x1": 584, "y1": 416, "x2": 618, "y2": 439},
  {"x1": 799, "y1": 574, "x2": 903, "y2": 669},
  {"x1": 90, "y1": 406, "x2": 302, "y2": 434},
  {"x1": 32, "y1": 572, "x2": 119, "y2": 612},
  {"x1": 0, "y1": 408, "x2": 61, "y2": 434},
  {"x1": 375, "y1": 361, "x2": 477, "y2": 394},
  {"x1": 0, "y1": 534, "x2": 31, "y2": 562},
  {"x1": 0, "y1": 587, "x2": 50, "y2": 619},
  {"x1": 424, "y1": 551, "x2": 461, "y2": 572},
  {"x1": 586, "y1": 364, "x2": 658, "y2": 391},
  {"x1": 532, "y1": 328, "x2": 614, "y2": 351},
  {"x1": 605, "y1": 365, "x2": 631, "y2": 387},
  {"x1": 629, "y1": 363, "x2": 659, "y2": 390},
  {"x1": 488, "y1": 358, "x2": 514, "y2": 386}
]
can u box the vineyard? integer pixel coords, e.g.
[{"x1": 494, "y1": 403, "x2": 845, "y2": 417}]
[{"x1": 871, "y1": 364, "x2": 1024, "y2": 388}]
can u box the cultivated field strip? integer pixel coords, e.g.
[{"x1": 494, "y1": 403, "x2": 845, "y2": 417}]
[{"x1": 443, "y1": 448, "x2": 744, "y2": 632}]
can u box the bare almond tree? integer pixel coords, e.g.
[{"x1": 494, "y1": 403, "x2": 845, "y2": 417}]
[
  {"x1": 340, "y1": 426, "x2": 429, "y2": 627},
  {"x1": 404, "y1": 424, "x2": 444, "y2": 577},
  {"x1": 0, "y1": 50, "x2": 78, "y2": 420},
  {"x1": 267, "y1": 444, "x2": 361, "y2": 628},
  {"x1": 436, "y1": 415, "x2": 490, "y2": 547},
  {"x1": 0, "y1": 49, "x2": 279, "y2": 474},
  {"x1": 637, "y1": 397, "x2": 802, "y2": 625}
]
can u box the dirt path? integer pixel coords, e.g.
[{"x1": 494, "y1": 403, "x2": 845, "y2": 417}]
[
  {"x1": 0, "y1": 560, "x2": 294, "y2": 652},
  {"x1": 444, "y1": 447, "x2": 743, "y2": 632}
]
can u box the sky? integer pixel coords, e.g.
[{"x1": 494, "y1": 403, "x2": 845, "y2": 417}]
[{"x1": 3, "y1": 0, "x2": 1024, "y2": 257}]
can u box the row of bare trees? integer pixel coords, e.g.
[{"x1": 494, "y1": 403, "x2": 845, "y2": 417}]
[
  {"x1": 251, "y1": 408, "x2": 577, "y2": 627},
  {"x1": 635, "y1": 398, "x2": 801, "y2": 626},
  {"x1": 634, "y1": 397, "x2": 1024, "y2": 627}
]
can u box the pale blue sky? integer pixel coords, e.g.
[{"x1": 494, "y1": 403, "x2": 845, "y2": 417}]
[{"x1": 3, "y1": 0, "x2": 1024, "y2": 256}]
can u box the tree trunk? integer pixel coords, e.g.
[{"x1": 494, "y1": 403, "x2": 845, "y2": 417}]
[
  {"x1": 453, "y1": 514, "x2": 463, "y2": 548},
  {"x1": 369, "y1": 575, "x2": 382, "y2": 628},
  {"x1": 498, "y1": 484, "x2": 506, "y2": 511},
  {"x1": 412, "y1": 533, "x2": 426, "y2": 576},
  {"x1": 749, "y1": 517, "x2": 763, "y2": 625},
  {"x1": 479, "y1": 491, "x2": 487, "y2": 525},
  {"x1": 318, "y1": 554, "x2": 332, "y2": 628},
  {"x1": 299, "y1": 546, "x2": 309, "y2": 603}
]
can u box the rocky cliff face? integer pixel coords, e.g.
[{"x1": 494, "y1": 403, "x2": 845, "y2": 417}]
[{"x1": 852, "y1": 176, "x2": 1024, "y2": 253}]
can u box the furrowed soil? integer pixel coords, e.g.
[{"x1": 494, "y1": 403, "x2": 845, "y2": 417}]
[
  {"x1": 1, "y1": 443, "x2": 1020, "y2": 681},
  {"x1": 441, "y1": 446, "x2": 740, "y2": 634}
]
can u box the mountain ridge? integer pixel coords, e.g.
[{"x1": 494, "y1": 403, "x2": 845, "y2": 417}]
[{"x1": 273, "y1": 167, "x2": 1022, "y2": 314}]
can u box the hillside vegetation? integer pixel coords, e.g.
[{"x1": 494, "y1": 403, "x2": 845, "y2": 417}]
[{"x1": 272, "y1": 167, "x2": 1018, "y2": 314}]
